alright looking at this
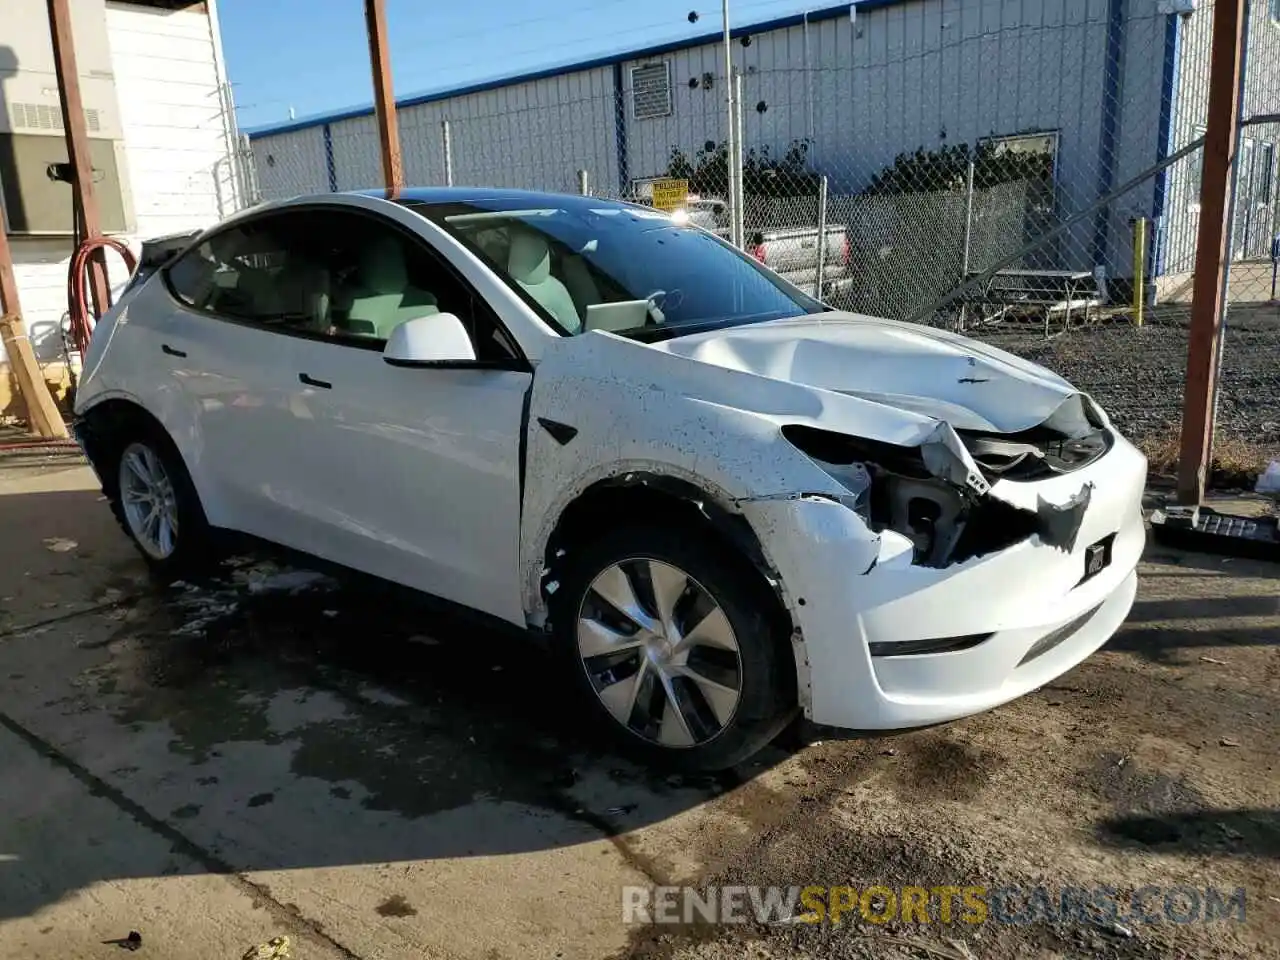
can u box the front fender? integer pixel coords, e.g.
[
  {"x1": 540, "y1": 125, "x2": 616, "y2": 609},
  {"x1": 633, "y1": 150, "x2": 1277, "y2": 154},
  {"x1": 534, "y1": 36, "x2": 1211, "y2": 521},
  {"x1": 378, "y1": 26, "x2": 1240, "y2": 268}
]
[{"x1": 518, "y1": 336, "x2": 864, "y2": 621}]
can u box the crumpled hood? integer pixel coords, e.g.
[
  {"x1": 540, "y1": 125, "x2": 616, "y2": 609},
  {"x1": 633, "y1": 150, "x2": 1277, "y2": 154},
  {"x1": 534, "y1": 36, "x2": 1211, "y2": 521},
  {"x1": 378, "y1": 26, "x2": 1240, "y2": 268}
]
[{"x1": 650, "y1": 312, "x2": 1079, "y2": 434}]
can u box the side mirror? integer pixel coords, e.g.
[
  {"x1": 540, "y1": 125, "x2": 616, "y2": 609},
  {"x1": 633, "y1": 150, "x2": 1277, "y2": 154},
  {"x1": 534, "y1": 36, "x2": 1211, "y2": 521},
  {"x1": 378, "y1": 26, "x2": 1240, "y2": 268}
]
[{"x1": 382, "y1": 312, "x2": 477, "y2": 367}]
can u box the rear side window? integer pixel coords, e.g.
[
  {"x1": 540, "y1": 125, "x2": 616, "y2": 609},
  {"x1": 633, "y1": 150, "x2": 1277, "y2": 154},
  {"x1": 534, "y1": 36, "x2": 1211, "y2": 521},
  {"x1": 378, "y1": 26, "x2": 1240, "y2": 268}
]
[{"x1": 165, "y1": 217, "x2": 319, "y2": 330}]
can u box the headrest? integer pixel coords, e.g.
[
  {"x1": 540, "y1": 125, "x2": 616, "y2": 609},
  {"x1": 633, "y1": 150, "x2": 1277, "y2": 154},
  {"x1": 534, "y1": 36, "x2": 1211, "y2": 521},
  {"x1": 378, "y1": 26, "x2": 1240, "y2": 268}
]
[
  {"x1": 507, "y1": 229, "x2": 551, "y2": 284},
  {"x1": 359, "y1": 235, "x2": 408, "y2": 293}
]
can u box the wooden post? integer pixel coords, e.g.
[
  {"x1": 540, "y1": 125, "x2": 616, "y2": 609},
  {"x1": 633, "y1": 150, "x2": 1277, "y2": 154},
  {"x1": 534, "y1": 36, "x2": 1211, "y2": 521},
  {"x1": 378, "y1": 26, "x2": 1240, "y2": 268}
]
[
  {"x1": 48, "y1": 0, "x2": 110, "y2": 319},
  {"x1": 1177, "y1": 0, "x2": 1246, "y2": 505},
  {"x1": 364, "y1": 0, "x2": 403, "y2": 193},
  {"x1": 0, "y1": 208, "x2": 68, "y2": 439}
]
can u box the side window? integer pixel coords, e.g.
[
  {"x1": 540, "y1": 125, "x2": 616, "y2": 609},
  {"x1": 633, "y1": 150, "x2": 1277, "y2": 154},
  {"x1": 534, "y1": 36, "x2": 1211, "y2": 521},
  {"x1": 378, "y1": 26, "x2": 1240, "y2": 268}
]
[
  {"x1": 166, "y1": 208, "x2": 518, "y2": 361},
  {"x1": 165, "y1": 214, "x2": 327, "y2": 333}
]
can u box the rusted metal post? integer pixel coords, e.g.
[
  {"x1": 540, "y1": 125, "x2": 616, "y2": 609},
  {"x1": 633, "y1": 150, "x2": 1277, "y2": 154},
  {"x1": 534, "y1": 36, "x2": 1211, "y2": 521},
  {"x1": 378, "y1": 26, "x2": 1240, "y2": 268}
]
[
  {"x1": 1177, "y1": 0, "x2": 1246, "y2": 505},
  {"x1": 364, "y1": 0, "x2": 403, "y2": 193},
  {"x1": 48, "y1": 0, "x2": 110, "y2": 319},
  {"x1": 0, "y1": 207, "x2": 68, "y2": 439}
]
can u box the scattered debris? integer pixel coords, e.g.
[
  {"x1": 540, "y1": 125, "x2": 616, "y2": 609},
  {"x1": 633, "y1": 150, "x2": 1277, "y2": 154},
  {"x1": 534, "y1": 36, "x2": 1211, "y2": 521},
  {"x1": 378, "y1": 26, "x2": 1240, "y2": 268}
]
[
  {"x1": 408, "y1": 634, "x2": 440, "y2": 646},
  {"x1": 102, "y1": 931, "x2": 142, "y2": 951},
  {"x1": 246, "y1": 569, "x2": 333, "y2": 595},
  {"x1": 1256, "y1": 460, "x2": 1280, "y2": 495},
  {"x1": 880, "y1": 747, "x2": 897, "y2": 756},
  {"x1": 1220, "y1": 737, "x2": 1240, "y2": 747},
  {"x1": 242, "y1": 935, "x2": 291, "y2": 960},
  {"x1": 1102, "y1": 921, "x2": 1134, "y2": 939},
  {"x1": 1199, "y1": 655, "x2": 1228, "y2": 665},
  {"x1": 606, "y1": 804, "x2": 637, "y2": 816},
  {"x1": 847, "y1": 934, "x2": 977, "y2": 959},
  {"x1": 323, "y1": 609, "x2": 339, "y2": 618},
  {"x1": 42, "y1": 537, "x2": 78, "y2": 553}
]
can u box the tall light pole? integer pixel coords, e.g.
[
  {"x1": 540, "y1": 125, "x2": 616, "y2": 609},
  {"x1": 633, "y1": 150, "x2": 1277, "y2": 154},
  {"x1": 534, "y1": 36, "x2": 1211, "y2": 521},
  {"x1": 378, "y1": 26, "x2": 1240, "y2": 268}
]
[{"x1": 721, "y1": 0, "x2": 742, "y2": 247}]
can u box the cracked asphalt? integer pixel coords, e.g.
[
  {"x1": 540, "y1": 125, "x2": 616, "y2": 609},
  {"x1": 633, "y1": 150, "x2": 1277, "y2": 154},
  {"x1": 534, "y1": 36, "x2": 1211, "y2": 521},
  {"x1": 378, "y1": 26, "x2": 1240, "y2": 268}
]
[{"x1": 0, "y1": 453, "x2": 1277, "y2": 959}]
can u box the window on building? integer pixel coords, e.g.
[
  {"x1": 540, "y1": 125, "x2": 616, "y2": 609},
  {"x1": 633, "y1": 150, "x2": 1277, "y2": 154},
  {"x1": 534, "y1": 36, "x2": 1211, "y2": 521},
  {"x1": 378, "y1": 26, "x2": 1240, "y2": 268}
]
[
  {"x1": 1257, "y1": 143, "x2": 1274, "y2": 205},
  {"x1": 1271, "y1": 0, "x2": 1280, "y2": 23},
  {"x1": 631, "y1": 61, "x2": 673, "y2": 121},
  {"x1": 979, "y1": 131, "x2": 1059, "y2": 179}
]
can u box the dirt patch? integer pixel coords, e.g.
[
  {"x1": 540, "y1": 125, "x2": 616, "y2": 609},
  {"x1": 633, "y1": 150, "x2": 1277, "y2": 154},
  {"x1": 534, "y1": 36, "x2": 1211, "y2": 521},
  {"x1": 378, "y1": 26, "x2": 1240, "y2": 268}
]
[
  {"x1": 375, "y1": 895, "x2": 418, "y2": 918},
  {"x1": 610, "y1": 548, "x2": 1280, "y2": 960}
]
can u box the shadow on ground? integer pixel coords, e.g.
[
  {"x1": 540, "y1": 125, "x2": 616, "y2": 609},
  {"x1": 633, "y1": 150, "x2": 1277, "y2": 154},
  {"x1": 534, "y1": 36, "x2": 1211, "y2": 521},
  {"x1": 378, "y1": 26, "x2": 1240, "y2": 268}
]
[
  {"x1": 1097, "y1": 808, "x2": 1280, "y2": 858},
  {"x1": 0, "y1": 486, "x2": 801, "y2": 924}
]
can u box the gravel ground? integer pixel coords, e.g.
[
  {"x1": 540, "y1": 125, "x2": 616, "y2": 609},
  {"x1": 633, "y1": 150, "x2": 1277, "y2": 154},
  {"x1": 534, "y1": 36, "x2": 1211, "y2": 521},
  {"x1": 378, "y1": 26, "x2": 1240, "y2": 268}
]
[{"x1": 957, "y1": 304, "x2": 1280, "y2": 469}]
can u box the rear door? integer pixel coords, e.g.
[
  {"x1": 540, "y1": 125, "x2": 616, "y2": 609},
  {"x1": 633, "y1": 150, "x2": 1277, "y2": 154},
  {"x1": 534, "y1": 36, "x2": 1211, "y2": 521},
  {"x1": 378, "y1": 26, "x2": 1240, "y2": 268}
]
[{"x1": 160, "y1": 211, "x2": 332, "y2": 544}]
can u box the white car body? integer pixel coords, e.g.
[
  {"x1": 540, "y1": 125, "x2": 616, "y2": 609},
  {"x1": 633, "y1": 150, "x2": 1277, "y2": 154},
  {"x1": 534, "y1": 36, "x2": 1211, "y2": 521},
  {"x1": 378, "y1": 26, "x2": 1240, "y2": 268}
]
[{"x1": 74, "y1": 189, "x2": 1144, "y2": 750}]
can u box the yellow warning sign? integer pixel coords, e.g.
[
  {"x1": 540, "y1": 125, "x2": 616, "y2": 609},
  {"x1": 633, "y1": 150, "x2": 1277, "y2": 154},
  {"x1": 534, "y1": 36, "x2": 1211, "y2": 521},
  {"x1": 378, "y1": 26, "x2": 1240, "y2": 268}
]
[{"x1": 651, "y1": 178, "x2": 689, "y2": 212}]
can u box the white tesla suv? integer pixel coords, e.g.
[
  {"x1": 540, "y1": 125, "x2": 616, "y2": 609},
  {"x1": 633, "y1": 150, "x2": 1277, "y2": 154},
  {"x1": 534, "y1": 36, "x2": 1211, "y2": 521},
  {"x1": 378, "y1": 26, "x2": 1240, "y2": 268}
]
[{"x1": 74, "y1": 188, "x2": 1146, "y2": 769}]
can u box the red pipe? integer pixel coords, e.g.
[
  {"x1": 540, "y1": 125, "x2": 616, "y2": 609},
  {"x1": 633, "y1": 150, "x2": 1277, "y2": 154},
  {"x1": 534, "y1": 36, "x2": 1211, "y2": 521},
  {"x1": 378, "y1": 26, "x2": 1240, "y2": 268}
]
[{"x1": 67, "y1": 236, "x2": 137, "y2": 358}]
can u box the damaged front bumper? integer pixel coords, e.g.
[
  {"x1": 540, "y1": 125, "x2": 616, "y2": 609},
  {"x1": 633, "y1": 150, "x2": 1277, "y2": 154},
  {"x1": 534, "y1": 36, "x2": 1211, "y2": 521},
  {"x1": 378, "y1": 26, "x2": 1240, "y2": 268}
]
[{"x1": 740, "y1": 430, "x2": 1146, "y2": 731}]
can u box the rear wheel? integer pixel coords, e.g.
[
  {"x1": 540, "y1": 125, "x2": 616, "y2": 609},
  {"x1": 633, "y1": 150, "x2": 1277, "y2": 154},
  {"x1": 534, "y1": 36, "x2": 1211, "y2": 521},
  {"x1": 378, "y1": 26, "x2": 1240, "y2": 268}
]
[
  {"x1": 118, "y1": 441, "x2": 181, "y2": 561},
  {"x1": 553, "y1": 525, "x2": 795, "y2": 770},
  {"x1": 96, "y1": 420, "x2": 213, "y2": 579}
]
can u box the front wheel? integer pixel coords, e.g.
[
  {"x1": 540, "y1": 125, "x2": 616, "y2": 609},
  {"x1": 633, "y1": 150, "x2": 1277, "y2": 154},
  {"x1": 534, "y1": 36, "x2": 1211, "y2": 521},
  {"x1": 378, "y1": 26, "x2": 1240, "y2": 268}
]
[{"x1": 552, "y1": 525, "x2": 795, "y2": 770}]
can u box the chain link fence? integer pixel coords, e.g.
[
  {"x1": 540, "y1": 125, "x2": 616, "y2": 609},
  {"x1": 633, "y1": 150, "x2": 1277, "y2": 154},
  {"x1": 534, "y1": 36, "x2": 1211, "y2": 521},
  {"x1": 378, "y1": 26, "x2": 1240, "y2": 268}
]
[{"x1": 242, "y1": 0, "x2": 1278, "y2": 488}]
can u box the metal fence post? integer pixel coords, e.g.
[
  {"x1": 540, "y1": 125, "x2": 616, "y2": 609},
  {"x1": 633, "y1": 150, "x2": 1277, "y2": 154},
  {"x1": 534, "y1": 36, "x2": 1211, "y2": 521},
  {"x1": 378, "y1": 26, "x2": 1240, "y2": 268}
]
[
  {"x1": 732, "y1": 68, "x2": 746, "y2": 248},
  {"x1": 815, "y1": 175, "x2": 829, "y2": 298},
  {"x1": 961, "y1": 159, "x2": 976, "y2": 278},
  {"x1": 239, "y1": 133, "x2": 261, "y2": 204},
  {"x1": 721, "y1": 0, "x2": 738, "y2": 248},
  {"x1": 1177, "y1": 0, "x2": 1246, "y2": 505},
  {"x1": 442, "y1": 120, "x2": 453, "y2": 186},
  {"x1": 1131, "y1": 217, "x2": 1146, "y2": 327}
]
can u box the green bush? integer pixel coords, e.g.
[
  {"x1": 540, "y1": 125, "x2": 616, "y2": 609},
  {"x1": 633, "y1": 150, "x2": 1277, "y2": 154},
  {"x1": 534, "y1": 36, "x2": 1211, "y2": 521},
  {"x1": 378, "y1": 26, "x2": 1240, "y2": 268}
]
[
  {"x1": 865, "y1": 141, "x2": 1053, "y2": 196},
  {"x1": 665, "y1": 138, "x2": 820, "y2": 197}
]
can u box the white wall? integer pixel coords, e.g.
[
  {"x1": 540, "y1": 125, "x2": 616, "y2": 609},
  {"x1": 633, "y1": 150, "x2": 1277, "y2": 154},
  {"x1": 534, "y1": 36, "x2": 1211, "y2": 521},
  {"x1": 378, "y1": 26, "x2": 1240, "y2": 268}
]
[{"x1": 4, "y1": 0, "x2": 239, "y2": 368}]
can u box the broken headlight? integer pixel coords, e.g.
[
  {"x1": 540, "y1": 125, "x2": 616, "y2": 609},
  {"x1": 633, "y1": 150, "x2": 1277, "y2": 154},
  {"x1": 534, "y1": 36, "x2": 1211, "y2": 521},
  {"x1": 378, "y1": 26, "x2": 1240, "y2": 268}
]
[
  {"x1": 783, "y1": 425, "x2": 968, "y2": 566},
  {"x1": 783, "y1": 424, "x2": 1080, "y2": 567}
]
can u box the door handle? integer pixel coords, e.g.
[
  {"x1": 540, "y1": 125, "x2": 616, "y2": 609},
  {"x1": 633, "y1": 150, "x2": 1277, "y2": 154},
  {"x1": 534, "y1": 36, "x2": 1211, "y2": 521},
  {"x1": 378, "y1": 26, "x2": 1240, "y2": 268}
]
[
  {"x1": 161, "y1": 344, "x2": 187, "y2": 358},
  {"x1": 298, "y1": 372, "x2": 332, "y2": 389}
]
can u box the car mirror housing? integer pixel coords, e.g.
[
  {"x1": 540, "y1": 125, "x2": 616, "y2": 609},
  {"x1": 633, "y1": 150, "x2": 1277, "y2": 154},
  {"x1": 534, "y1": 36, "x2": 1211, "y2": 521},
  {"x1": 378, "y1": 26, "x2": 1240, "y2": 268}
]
[{"x1": 382, "y1": 312, "x2": 477, "y2": 367}]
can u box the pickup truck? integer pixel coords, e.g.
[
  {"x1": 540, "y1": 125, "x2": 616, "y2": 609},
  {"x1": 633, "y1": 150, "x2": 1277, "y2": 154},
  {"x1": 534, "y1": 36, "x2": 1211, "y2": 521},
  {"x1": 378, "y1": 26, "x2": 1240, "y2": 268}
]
[{"x1": 680, "y1": 197, "x2": 855, "y2": 301}]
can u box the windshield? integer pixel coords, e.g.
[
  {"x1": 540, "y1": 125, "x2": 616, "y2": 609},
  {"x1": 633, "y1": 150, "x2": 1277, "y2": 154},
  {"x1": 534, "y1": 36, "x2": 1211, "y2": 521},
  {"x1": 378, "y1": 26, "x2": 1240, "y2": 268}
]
[{"x1": 407, "y1": 197, "x2": 825, "y2": 338}]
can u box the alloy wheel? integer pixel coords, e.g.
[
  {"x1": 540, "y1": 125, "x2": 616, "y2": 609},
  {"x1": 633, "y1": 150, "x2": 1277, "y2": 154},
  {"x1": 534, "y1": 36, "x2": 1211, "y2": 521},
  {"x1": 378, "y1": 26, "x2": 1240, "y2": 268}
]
[
  {"x1": 576, "y1": 557, "x2": 743, "y2": 748},
  {"x1": 118, "y1": 441, "x2": 179, "y2": 560}
]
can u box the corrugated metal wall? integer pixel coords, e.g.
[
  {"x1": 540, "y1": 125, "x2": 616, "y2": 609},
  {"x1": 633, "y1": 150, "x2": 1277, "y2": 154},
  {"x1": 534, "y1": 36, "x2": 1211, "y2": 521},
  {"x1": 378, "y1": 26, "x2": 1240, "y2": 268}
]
[{"x1": 250, "y1": 0, "x2": 1204, "y2": 280}]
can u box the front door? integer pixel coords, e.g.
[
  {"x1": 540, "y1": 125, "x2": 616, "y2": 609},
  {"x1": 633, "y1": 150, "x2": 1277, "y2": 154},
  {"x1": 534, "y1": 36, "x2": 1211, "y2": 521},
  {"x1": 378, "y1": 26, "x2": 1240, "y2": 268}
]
[
  {"x1": 286, "y1": 340, "x2": 530, "y2": 623},
  {"x1": 260, "y1": 206, "x2": 532, "y2": 624}
]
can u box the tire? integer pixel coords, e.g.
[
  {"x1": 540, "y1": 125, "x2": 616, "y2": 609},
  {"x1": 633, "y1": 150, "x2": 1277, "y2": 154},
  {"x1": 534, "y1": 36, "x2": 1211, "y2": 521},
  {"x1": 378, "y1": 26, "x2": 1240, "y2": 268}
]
[
  {"x1": 551, "y1": 524, "x2": 796, "y2": 770},
  {"x1": 97, "y1": 420, "x2": 214, "y2": 580}
]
